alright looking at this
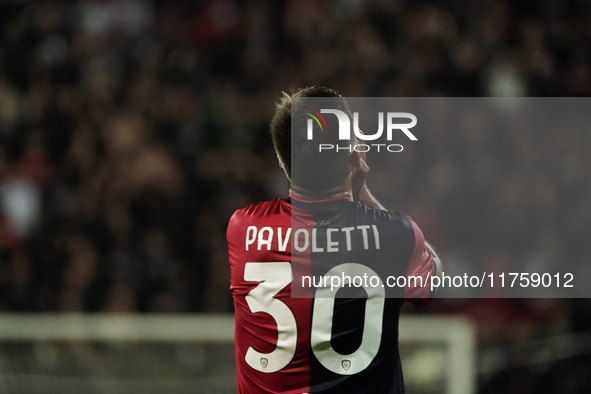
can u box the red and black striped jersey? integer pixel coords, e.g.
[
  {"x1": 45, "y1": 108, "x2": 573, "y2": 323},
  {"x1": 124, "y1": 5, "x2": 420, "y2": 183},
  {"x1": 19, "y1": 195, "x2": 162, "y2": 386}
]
[{"x1": 227, "y1": 197, "x2": 434, "y2": 394}]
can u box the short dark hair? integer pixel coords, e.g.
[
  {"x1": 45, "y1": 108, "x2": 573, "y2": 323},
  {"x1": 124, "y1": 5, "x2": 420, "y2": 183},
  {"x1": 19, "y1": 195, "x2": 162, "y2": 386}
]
[{"x1": 270, "y1": 86, "x2": 353, "y2": 192}]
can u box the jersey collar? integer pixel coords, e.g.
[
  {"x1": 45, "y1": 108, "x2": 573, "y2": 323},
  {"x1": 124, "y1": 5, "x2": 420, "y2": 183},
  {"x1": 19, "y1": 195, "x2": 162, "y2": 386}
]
[{"x1": 285, "y1": 196, "x2": 353, "y2": 209}]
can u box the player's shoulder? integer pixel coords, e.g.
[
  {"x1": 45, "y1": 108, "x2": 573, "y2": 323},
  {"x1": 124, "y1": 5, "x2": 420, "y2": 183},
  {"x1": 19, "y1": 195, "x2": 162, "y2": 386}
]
[{"x1": 228, "y1": 198, "x2": 287, "y2": 228}]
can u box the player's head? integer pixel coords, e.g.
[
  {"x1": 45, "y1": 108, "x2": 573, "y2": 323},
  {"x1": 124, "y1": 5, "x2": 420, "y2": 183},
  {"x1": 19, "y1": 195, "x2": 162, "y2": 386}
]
[{"x1": 270, "y1": 86, "x2": 356, "y2": 193}]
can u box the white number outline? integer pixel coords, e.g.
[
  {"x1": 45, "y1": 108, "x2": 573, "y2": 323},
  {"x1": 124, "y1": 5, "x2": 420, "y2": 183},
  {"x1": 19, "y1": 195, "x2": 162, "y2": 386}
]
[
  {"x1": 311, "y1": 263, "x2": 385, "y2": 375},
  {"x1": 243, "y1": 262, "x2": 385, "y2": 375},
  {"x1": 244, "y1": 262, "x2": 297, "y2": 373}
]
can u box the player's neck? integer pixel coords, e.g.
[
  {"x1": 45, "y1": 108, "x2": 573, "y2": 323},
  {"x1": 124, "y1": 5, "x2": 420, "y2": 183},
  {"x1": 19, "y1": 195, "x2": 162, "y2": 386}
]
[{"x1": 289, "y1": 182, "x2": 353, "y2": 201}]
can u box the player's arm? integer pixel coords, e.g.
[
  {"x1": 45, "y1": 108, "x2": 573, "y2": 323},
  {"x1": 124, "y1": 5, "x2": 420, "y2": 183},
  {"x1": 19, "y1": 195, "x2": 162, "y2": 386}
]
[
  {"x1": 356, "y1": 183, "x2": 387, "y2": 211},
  {"x1": 405, "y1": 218, "x2": 443, "y2": 306},
  {"x1": 425, "y1": 240, "x2": 443, "y2": 291},
  {"x1": 351, "y1": 149, "x2": 387, "y2": 211}
]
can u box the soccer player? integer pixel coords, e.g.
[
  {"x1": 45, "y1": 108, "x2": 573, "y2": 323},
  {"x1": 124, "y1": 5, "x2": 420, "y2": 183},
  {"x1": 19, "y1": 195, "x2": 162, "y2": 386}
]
[{"x1": 227, "y1": 86, "x2": 442, "y2": 394}]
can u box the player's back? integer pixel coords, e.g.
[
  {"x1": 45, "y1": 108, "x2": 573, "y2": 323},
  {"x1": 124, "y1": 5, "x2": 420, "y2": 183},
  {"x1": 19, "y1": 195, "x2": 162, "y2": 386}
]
[{"x1": 227, "y1": 197, "x2": 432, "y2": 394}]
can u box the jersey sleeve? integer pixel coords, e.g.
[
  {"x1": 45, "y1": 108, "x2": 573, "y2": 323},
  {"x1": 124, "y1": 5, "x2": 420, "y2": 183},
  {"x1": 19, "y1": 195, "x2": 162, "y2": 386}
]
[
  {"x1": 404, "y1": 216, "x2": 435, "y2": 307},
  {"x1": 227, "y1": 208, "x2": 248, "y2": 293}
]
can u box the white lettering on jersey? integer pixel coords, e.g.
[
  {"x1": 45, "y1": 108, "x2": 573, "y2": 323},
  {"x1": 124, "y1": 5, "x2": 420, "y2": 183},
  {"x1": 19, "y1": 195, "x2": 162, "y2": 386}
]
[
  {"x1": 257, "y1": 227, "x2": 273, "y2": 251},
  {"x1": 244, "y1": 225, "x2": 381, "y2": 253}
]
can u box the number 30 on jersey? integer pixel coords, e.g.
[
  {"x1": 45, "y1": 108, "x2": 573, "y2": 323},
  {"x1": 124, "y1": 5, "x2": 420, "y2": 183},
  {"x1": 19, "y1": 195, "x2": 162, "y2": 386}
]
[{"x1": 243, "y1": 262, "x2": 385, "y2": 375}]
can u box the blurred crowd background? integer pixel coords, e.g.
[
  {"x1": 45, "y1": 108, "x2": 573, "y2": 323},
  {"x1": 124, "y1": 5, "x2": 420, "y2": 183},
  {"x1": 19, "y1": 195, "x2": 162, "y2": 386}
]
[{"x1": 0, "y1": 0, "x2": 591, "y2": 392}]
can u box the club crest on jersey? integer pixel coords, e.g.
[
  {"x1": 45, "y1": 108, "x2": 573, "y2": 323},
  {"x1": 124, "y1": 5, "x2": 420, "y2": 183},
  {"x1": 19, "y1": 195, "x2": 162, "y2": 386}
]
[
  {"x1": 342, "y1": 360, "x2": 351, "y2": 371},
  {"x1": 260, "y1": 357, "x2": 268, "y2": 369}
]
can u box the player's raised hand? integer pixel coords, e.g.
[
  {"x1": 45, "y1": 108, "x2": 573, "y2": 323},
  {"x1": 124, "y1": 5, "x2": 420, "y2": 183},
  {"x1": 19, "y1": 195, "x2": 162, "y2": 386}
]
[
  {"x1": 351, "y1": 130, "x2": 368, "y2": 202},
  {"x1": 351, "y1": 154, "x2": 370, "y2": 202},
  {"x1": 351, "y1": 130, "x2": 386, "y2": 210}
]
